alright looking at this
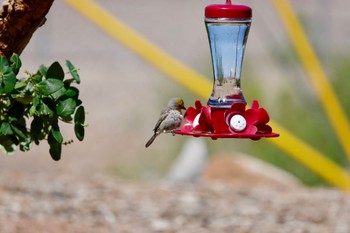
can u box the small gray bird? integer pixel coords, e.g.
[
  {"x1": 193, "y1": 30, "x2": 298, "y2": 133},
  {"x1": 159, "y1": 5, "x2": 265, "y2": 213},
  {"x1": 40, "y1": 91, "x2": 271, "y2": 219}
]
[{"x1": 145, "y1": 97, "x2": 186, "y2": 148}]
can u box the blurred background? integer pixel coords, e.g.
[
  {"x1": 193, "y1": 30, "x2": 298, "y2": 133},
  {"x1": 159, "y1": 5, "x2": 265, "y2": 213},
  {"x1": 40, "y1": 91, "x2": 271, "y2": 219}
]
[{"x1": 1, "y1": 0, "x2": 350, "y2": 187}]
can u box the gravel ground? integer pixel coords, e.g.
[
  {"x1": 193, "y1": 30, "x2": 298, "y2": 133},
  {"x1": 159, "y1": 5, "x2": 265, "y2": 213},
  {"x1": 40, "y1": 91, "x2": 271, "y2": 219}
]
[{"x1": 0, "y1": 173, "x2": 349, "y2": 233}]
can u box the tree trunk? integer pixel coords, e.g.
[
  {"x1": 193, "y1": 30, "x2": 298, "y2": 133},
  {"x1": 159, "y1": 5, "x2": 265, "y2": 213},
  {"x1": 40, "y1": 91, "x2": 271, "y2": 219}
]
[{"x1": 0, "y1": 0, "x2": 55, "y2": 58}]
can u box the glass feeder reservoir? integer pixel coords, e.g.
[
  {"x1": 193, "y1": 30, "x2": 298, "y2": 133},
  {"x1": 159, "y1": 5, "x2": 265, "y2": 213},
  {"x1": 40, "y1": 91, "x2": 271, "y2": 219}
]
[
  {"x1": 173, "y1": 0, "x2": 279, "y2": 140},
  {"x1": 205, "y1": 0, "x2": 252, "y2": 108}
]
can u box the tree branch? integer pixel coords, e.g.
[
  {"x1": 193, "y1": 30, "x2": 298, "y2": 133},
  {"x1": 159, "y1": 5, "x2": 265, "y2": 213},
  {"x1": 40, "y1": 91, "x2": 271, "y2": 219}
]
[{"x1": 0, "y1": 0, "x2": 55, "y2": 58}]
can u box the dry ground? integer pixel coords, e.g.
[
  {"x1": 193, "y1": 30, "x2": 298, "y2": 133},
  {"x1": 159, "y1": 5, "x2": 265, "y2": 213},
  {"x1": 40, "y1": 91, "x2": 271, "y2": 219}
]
[{"x1": 0, "y1": 155, "x2": 349, "y2": 233}]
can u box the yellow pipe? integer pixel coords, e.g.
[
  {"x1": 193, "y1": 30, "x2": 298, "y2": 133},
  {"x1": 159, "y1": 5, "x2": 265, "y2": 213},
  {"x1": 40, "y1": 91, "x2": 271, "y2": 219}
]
[
  {"x1": 65, "y1": 0, "x2": 350, "y2": 190},
  {"x1": 272, "y1": 0, "x2": 350, "y2": 161},
  {"x1": 269, "y1": 122, "x2": 350, "y2": 191}
]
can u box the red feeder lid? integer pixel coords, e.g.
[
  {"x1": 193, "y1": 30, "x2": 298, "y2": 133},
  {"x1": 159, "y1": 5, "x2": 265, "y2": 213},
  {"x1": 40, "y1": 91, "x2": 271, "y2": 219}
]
[{"x1": 205, "y1": 0, "x2": 252, "y2": 19}]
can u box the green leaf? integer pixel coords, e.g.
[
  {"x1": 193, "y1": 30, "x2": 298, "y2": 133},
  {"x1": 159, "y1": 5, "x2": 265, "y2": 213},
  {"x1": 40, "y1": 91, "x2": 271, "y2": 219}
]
[
  {"x1": 30, "y1": 117, "x2": 45, "y2": 144},
  {"x1": 33, "y1": 96, "x2": 40, "y2": 107},
  {"x1": 10, "y1": 53, "x2": 21, "y2": 75},
  {"x1": 74, "y1": 106, "x2": 85, "y2": 141},
  {"x1": 0, "y1": 122, "x2": 13, "y2": 135},
  {"x1": 46, "y1": 61, "x2": 64, "y2": 81},
  {"x1": 66, "y1": 60, "x2": 80, "y2": 83},
  {"x1": 50, "y1": 122, "x2": 63, "y2": 144},
  {"x1": 65, "y1": 87, "x2": 79, "y2": 99},
  {"x1": 14, "y1": 78, "x2": 26, "y2": 89},
  {"x1": 0, "y1": 65, "x2": 16, "y2": 94},
  {"x1": 14, "y1": 95, "x2": 34, "y2": 105},
  {"x1": 29, "y1": 96, "x2": 40, "y2": 116},
  {"x1": 48, "y1": 132, "x2": 61, "y2": 161},
  {"x1": 76, "y1": 99, "x2": 82, "y2": 107},
  {"x1": 39, "y1": 65, "x2": 48, "y2": 76},
  {"x1": 31, "y1": 74, "x2": 43, "y2": 84},
  {"x1": 56, "y1": 98, "x2": 76, "y2": 117},
  {"x1": 0, "y1": 56, "x2": 9, "y2": 69},
  {"x1": 50, "y1": 86, "x2": 66, "y2": 100},
  {"x1": 74, "y1": 106, "x2": 85, "y2": 125},
  {"x1": 49, "y1": 142, "x2": 62, "y2": 161},
  {"x1": 60, "y1": 116, "x2": 73, "y2": 123},
  {"x1": 39, "y1": 98, "x2": 55, "y2": 117},
  {"x1": 0, "y1": 56, "x2": 16, "y2": 94},
  {"x1": 37, "y1": 79, "x2": 64, "y2": 96},
  {"x1": 30, "y1": 117, "x2": 43, "y2": 135},
  {"x1": 11, "y1": 124, "x2": 27, "y2": 140},
  {"x1": 0, "y1": 136, "x2": 16, "y2": 154},
  {"x1": 29, "y1": 105, "x2": 36, "y2": 116},
  {"x1": 74, "y1": 124, "x2": 84, "y2": 141}
]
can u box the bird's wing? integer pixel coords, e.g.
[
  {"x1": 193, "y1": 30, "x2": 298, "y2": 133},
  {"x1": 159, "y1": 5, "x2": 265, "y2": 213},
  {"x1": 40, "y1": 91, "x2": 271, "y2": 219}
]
[
  {"x1": 160, "y1": 110, "x2": 183, "y2": 132},
  {"x1": 153, "y1": 108, "x2": 169, "y2": 133}
]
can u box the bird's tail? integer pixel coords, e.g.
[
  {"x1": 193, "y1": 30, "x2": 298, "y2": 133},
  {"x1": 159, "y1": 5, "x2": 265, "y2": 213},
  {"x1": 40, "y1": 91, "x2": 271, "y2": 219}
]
[{"x1": 145, "y1": 134, "x2": 158, "y2": 148}]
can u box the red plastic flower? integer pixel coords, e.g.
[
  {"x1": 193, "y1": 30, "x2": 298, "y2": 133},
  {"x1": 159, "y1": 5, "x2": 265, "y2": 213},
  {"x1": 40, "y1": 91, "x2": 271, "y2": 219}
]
[
  {"x1": 249, "y1": 100, "x2": 272, "y2": 134},
  {"x1": 181, "y1": 100, "x2": 213, "y2": 133},
  {"x1": 223, "y1": 100, "x2": 272, "y2": 134},
  {"x1": 223, "y1": 102, "x2": 259, "y2": 134}
]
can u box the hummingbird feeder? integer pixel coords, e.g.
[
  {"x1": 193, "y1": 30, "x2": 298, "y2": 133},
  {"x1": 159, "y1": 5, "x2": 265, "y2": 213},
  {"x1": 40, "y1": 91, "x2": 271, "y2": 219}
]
[{"x1": 173, "y1": 0, "x2": 279, "y2": 140}]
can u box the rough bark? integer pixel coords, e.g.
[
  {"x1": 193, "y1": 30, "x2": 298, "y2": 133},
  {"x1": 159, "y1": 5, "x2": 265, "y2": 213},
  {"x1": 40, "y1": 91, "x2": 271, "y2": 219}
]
[{"x1": 0, "y1": 0, "x2": 55, "y2": 58}]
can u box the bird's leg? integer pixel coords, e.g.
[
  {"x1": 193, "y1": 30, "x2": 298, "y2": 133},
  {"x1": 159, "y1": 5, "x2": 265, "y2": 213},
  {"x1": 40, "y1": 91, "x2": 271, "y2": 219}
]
[{"x1": 171, "y1": 130, "x2": 175, "y2": 136}]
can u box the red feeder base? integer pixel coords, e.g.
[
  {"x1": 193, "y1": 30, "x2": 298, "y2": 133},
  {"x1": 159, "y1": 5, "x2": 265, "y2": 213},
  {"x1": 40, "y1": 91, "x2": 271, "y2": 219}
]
[
  {"x1": 173, "y1": 130, "x2": 279, "y2": 140},
  {"x1": 173, "y1": 99, "x2": 279, "y2": 141}
]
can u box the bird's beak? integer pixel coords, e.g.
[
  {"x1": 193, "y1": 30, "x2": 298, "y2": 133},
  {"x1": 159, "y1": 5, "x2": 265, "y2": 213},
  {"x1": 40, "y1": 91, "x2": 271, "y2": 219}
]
[{"x1": 182, "y1": 106, "x2": 186, "y2": 110}]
